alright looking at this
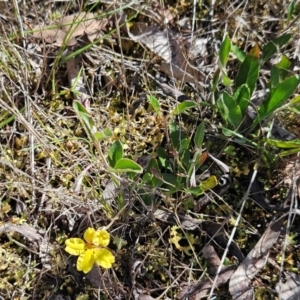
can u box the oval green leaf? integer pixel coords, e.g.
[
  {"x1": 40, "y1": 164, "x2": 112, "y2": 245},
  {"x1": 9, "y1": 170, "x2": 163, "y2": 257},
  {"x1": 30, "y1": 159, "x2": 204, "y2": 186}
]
[
  {"x1": 113, "y1": 158, "x2": 143, "y2": 173},
  {"x1": 194, "y1": 121, "x2": 205, "y2": 148}
]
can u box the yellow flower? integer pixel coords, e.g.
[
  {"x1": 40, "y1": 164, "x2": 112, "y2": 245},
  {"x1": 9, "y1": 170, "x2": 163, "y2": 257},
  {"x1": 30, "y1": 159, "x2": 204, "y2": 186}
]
[{"x1": 65, "y1": 227, "x2": 115, "y2": 273}]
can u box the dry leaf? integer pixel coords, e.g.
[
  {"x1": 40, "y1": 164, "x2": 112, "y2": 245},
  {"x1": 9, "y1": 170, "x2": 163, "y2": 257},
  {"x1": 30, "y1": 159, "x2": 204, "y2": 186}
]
[
  {"x1": 0, "y1": 223, "x2": 52, "y2": 270},
  {"x1": 33, "y1": 13, "x2": 108, "y2": 46},
  {"x1": 284, "y1": 155, "x2": 300, "y2": 198},
  {"x1": 202, "y1": 245, "x2": 221, "y2": 275},
  {"x1": 0, "y1": 223, "x2": 42, "y2": 244},
  {"x1": 276, "y1": 272, "x2": 300, "y2": 300},
  {"x1": 179, "y1": 265, "x2": 236, "y2": 300},
  {"x1": 153, "y1": 208, "x2": 201, "y2": 230},
  {"x1": 127, "y1": 22, "x2": 205, "y2": 89},
  {"x1": 151, "y1": 1, "x2": 174, "y2": 24},
  {"x1": 229, "y1": 218, "x2": 283, "y2": 300}
]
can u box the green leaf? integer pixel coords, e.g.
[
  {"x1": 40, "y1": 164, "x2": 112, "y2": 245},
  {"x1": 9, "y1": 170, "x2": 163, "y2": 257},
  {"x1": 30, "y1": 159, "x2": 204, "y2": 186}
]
[
  {"x1": 270, "y1": 66, "x2": 280, "y2": 89},
  {"x1": 217, "y1": 92, "x2": 242, "y2": 129},
  {"x1": 287, "y1": 0, "x2": 296, "y2": 21},
  {"x1": 290, "y1": 95, "x2": 300, "y2": 106},
  {"x1": 233, "y1": 84, "x2": 250, "y2": 115},
  {"x1": 279, "y1": 148, "x2": 300, "y2": 157},
  {"x1": 113, "y1": 158, "x2": 143, "y2": 173},
  {"x1": 212, "y1": 68, "x2": 220, "y2": 92},
  {"x1": 257, "y1": 75, "x2": 300, "y2": 120},
  {"x1": 235, "y1": 55, "x2": 259, "y2": 96},
  {"x1": 200, "y1": 175, "x2": 218, "y2": 192},
  {"x1": 277, "y1": 55, "x2": 292, "y2": 80},
  {"x1": 156, "y1": 147, "x2": 169, "y2": 169},
  {"x1": 181, "y1": 148, "x2": 191, "y2": 171},
  {"x1": 262, "y1": 34, "x2": 292, "y2": 63},
  {"x1": 273, "y1": 34, "x2": 292, "y2": 48},
  {"x1": 108, "y1": 140, "x2": 123, "y2": 167},
  {"x1": 144, "y1": 158, "x2": 162, "y2": 187},
  {"x1": 161, "y1": 173, "x2": 184, "y2": 193},
  {"x1": 231, "y1": 45, "x2": 246, "y2": 62},
  {"x1": 267, "y1": 139, "x2": 300, "y2": 149},
  {"x1": 94, "y1": 128, "x2": 112, "y2": 142},
  {"x1": 219, "y1": 36, "x2": 231, "y2": 67},
  {"x1": 185, "y1": 186, "x2": 204, "y2": 196},
  {"x1": 173, "y1": 101, "x2": 197, "y2": 115},
  {"x1": 222, "y1": 74, "x2": 233, "y2": 87},
  {"x1": 147, "y1": 95, "x2": 161, "y2": 114},
  {"x1": 220, "y1": 126, "x2": 258, "y2": 146},
  {"x1": 179, "y1": 138, "x2": 190, "y2": 154},
  {"x1": 169, "y1": 122, "x2": 188, "y2": 153},
  {"x1": 73, "y1": 101, "x2": 95, "y2": 129},
  {"x1": 277, "y1": 55, "x2": 291, "y2": 70},
  {"x1": 73, "y1": 100, "x2": 88, "y2": 114},
  {"x1": 194, "y1": 121, "x2": 205, "y2": 148}
]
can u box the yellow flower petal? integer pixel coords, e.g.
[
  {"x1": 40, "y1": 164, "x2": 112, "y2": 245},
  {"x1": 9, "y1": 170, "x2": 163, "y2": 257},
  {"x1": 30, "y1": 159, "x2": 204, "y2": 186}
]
[
  {"x1": 93, "y1": 229, "x2": 110, "y2": 247},
  {"x1": 65, "y1": 238, "x2": 85, "y2": 256},
  {"x1": 77, "y1": 249, "x2": 95, "y2": 273},
  {"x1": 84, "y1": 227, "x2": 96, "y2": 244},
  {"x1": 94, "y1": 249, "x2": 115, "y2": 269}
]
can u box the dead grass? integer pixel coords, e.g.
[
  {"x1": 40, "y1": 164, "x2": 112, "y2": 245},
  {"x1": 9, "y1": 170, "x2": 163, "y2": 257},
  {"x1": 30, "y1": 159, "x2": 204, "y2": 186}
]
[{"x1": 1, "y1": 0, "x2": 300, "y2": 299}]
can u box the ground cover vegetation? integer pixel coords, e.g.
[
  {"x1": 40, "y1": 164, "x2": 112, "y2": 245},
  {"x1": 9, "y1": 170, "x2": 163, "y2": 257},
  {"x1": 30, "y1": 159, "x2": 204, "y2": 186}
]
[{"x1": 1, "y1": 0, "x2": 300, "y2": 299}]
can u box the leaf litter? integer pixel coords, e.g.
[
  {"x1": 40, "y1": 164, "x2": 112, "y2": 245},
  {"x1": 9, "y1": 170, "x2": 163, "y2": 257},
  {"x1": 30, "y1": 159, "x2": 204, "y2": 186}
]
[{"x1": 1, "y1": 0, "x2": 300, "y2": 299}]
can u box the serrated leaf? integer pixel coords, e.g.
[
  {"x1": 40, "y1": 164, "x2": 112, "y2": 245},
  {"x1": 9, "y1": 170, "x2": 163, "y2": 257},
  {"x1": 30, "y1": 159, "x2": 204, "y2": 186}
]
[
  {"x1": 173, "y1": 101, "x2": 197, "y2": 115},
  {"x1": 113, "y1": 158, "x2": 143, "y2": 173},
  {"x1": 219, "y1": 36, "x2": 231, "y2": 67},
  {"x1": 235, "y1": 55, "x2": 259, "y2": 96}
]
